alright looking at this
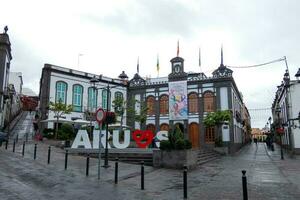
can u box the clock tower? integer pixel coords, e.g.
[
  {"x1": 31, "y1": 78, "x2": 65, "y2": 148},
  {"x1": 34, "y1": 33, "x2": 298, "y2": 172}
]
[{"x1": 168, "y1": 56, "x2": 187, "y2": 81}]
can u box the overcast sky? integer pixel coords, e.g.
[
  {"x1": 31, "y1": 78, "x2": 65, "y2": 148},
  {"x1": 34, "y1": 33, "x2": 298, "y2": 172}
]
[{"x1": 1, "y1": 0, "x2": 300, "y2": 128}]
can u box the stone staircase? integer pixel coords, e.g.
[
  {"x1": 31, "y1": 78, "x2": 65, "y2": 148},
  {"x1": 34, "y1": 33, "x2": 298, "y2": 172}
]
[{"x1": 197, "y1": 149, "x2": 221, "y2": 165}]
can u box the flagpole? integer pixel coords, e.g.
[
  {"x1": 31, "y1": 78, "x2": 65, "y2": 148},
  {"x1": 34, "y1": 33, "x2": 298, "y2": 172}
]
[
  {"x1": 157, "y1": 54, "x2": 159, "y2": 78},
  {"x1": 199, "y1": 47, "x2": 202, "y2": 72}
]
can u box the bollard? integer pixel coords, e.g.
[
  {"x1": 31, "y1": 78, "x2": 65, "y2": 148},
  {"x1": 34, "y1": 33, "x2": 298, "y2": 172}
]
[
  {"x1": 65, "y1": 150, "x2": 68, "y2": 170},
  {"x1": 5, "y1": 140, "x2": 8, "y2": 149},
  {"x1": 16, "y1": 134, "x2": 18, "y2": 143},
  {"x1": 34, "y1": 144, "x2": 37, "y2": 160},
  {"x1": 183, "y1": 165, "x2": 187, "y2": 199},
  {"x1": 115, "y1": 158, "x2": 119, "y2": 184},
  {"x1": 13, "y1": 140, "x2": 15, "y2": 152},
  {"x1": 26, "y1": 133, "x2": 28, "y2": 142},
  {"x1": 22, "y1": 141, "x2": 25, "y2": 157},
  {"x1": 86, "y1": 154, "x2": 90, "y2": 176},
  {"x1": 47, "y1": 146, "x2": 51, "y2": 164},
  {"x1": 242, "y1": 170, "x2": 248, "y2": 200},
  {"x1": 141, "y1": 161, "x2": 144, "y2": 190}
]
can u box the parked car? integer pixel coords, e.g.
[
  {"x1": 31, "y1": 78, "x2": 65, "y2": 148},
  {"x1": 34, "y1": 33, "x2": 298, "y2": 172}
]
[{"x1": 0, "y1": 131, "x2": 8, "y2": 146}]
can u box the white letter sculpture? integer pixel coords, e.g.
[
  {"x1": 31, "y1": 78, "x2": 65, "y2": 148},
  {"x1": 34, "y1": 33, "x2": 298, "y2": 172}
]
[
  {"x1": 113, "y1": 130, "x2": 130, "y2": 149},
  {"x1": 155, "y1": 131, "x2": 168, "y2": 148},
  {"x1": 71, "y1": 130, "x2": 92, "y2": 149}
]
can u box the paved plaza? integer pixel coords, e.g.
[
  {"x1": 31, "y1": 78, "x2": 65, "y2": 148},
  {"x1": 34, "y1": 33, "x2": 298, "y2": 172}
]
[{"x1": 1, "y1": 113, "x2": 300, "y2": 199}]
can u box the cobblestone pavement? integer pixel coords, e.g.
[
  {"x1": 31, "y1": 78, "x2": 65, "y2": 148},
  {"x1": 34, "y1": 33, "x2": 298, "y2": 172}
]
[{"x1": 1, "y1": 114, "x2": 300, "y2": 199}]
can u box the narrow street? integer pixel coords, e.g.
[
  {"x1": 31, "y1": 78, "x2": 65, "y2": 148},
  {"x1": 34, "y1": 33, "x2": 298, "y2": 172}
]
[{"x1": 1, "y1": 113, "x2": 300, "y2": 199}]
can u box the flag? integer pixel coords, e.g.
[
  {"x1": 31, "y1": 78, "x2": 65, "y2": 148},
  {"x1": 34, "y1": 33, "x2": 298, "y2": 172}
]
[
  {"x1": 177, "y1": 40, "x2": 179, "y2": 57},
  {"x1": 137, "y1": 56, "x2": 139, "y2": 74}
]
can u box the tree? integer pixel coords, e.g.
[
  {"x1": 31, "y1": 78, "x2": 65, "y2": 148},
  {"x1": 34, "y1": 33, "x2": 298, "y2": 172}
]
[
  {"x1": 112, "y1": 96, "x2": 126, "y2": 133},
  {"x1": 48, "y1": 100, "x2": 73, "y2": 139},
  {"x1": 203, "y1": 110, "x2": 231, "y2": 127},
  {"x1": 126, "y1": 97, "x2": 148, "y2": 129}
]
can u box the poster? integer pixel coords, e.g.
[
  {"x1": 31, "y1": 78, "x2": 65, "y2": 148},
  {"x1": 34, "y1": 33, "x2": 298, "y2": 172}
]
[{"x1": 169, "y1": 81, "x2": 188, "y2": 120}]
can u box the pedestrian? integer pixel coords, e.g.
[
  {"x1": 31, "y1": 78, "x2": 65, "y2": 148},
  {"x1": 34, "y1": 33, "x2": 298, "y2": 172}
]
[{"x1": 254, "y1": 138, "x2": 258, "y2": 146}]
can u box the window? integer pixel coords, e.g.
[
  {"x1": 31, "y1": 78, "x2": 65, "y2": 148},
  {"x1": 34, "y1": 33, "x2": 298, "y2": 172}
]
[
  {"x1": 102, "y1": 89, "x2": 111, "y2": 110},
  {"x1": 114, "y1": 92, "x2": 123, "y2": 112},
  {"x1": 204, "y1": 92, "x2": 215, "y2": 112},
  {"x1": 205, "y1": 127, "x2": 215, "y2": 143},
  {"x1": 188, "y1": 93, "x2": 198, "y2": 113},
  {"x1": 88, "y1": 87, "x2": 97, "y2": 111},
  {"x1": 56, "y1": 81, "x2": 67, "y2": 104},
  {"x1": 146, "y1": 96, "x2": 155, "y2": 115},
  {"x1": 115, "y1": 92, "x2": 123, "y2": 101},
  {"x1": 159, "y1": 95, "x2": 169, "y2": 115},
  {"x1": 72, "y1": 84, "x2": 83, "y2": 112}
]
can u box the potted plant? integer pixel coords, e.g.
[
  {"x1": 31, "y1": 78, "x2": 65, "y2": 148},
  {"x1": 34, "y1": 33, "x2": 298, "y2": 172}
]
[{"x1": 153, "y1": 126, "x2": 196, "y2": 169}]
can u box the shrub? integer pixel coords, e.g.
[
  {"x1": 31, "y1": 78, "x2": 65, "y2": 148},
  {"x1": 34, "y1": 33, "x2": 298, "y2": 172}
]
[
  {"x1": 175, "y1": 139, "x2": 185, "y2": 150},
  {"x1": 160, "y1": 140, "x2": 172, "y2": 150},
  {"x1": 43, "y1": 128, "x2": 55, "y2": 139},
  {"x1": 57, "y1": 123, "x2": 75, "y2": 140},
  {"x1": 159, "y1": 126, "x2": 192, "y2": 150},
  {"x1": 184, "y1": 140, "x2": 192, "y2": 149}
]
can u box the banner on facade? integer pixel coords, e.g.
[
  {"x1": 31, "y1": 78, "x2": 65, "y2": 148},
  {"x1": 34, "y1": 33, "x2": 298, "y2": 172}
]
[{"x1": 169, "y1": 81, "x2": 188, "y2": 120}]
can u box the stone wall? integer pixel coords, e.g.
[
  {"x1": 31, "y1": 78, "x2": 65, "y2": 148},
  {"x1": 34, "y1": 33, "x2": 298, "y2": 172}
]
[{"x1": 153, "y1": 149, "x2": 198, "y2": 169}]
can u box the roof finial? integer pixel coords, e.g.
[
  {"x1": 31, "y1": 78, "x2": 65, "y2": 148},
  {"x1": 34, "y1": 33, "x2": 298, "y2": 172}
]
[
  {"x1": 221, "y1": 45, "x2": 224, "y2": 66},
  {"x1": 137, "y1": 56, "x2": 139, "y2": 74},
  {"x1": 4, "y1": 26, "x2": 8, "y2": 34}
]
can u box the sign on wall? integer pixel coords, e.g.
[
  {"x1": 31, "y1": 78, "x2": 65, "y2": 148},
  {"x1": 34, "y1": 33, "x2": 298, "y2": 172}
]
[{"x1": 169, "y1": 81, "x2": 188, "y2": 120}]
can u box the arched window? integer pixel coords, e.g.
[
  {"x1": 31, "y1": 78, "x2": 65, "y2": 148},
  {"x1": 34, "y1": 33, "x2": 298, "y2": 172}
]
[
  {"x1": 205, "y1": 127, "x2": 215, "y2": 143},
  {"x1": 55, "y1": 81, "x2": 67, "y2": 104},
  {"x1": 188, "y1": 93, "x2": 198, "y2": 113},
  {"x1": 204, "y1": 92, "x2": 215, "y2": 112},
  {"x1": 159, "y1": 95, "x2": 169, "y2": 115},
  {"x1": 146, "y1": 96, "x2": 155, "y2": 115},
  {"x1": 88, "y1": 87, "x2": 97, "y2": 111},
  {"x1": 160, "y1": 123, "x2": 169, "y2": 131},
  {"x1": 102, "y1": 89, "x2": 111, "y2": 110},
  {"x1": 72, "y1": 84, "x2": 83, "y2": 112}
]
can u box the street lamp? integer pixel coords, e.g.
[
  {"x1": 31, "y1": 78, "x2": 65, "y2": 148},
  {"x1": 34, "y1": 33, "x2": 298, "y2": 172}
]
[
  {"x1": 275, "y1": 105, "x2": 284, "y2": 160},
  {"x1": 7, "y1": 86, "x2": 15, "y2": 139}
]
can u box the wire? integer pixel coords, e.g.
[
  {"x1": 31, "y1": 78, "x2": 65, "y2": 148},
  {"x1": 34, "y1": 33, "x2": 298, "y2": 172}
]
[{"x1": 227, "y1": 57, "x2": 285, "y2": 69}]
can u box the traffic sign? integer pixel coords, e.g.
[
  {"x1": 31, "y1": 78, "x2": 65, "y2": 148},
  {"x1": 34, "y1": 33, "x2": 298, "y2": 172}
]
[{"x1": 95, "y1": 108, "x2": 106, "y2": 124}]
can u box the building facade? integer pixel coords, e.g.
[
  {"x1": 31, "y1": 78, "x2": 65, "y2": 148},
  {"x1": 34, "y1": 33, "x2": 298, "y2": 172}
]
[
  {"x1": 272, "y1": 69, "x2": 300, "y2": 154},
  {"x1": 39, "y1": 52, "x2": 250, "y2": 154},
  {"x1": 0, "y1": 26, "x2": 12, "y2": 130},
  {"x1": 39, "y1": 64, "x2": 127, "y2": 129}
]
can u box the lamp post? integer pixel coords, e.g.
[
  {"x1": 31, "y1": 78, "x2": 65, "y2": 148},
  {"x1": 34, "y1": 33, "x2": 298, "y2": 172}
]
[
  {"x1": 275, "y1": 105, "x2": 284, "y2": 160},
  {"x1": 7, "y1": 87, "x2": 15, "y2": 139},
  {"x1": 90, "y1": 76, "x2": 119, "y2": 169}
]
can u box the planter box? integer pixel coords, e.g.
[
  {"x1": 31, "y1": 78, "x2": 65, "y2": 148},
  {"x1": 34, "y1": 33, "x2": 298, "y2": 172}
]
[{"x1": 153, "y1": 149, "x2": 198, "y2": 169}]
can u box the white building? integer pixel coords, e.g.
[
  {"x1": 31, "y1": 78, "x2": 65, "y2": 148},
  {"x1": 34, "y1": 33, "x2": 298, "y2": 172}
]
[
  {"x1": 272, "y1": 68, "x2": 300, "y2": 154},
  {"x1": 39, "y1": 64, "x2": 127, "y2": 129}
]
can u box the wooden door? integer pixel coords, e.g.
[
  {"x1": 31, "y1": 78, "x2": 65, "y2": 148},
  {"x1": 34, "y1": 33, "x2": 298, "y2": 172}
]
[{"x1": 189, "y1": 123, "x2": 200, "y2": 149}]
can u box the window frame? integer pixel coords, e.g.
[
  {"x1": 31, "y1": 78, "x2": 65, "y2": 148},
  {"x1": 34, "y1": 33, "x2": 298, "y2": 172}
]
[
  {"x1": 159, "y1": 95, "x2": 169, "y2": 115},
  {"x1": 55, "y1": 81, "x2": 68, "y2": 104},
  {"x1": 72, "y1": 84, "x2": 83, "y2": 112}
]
